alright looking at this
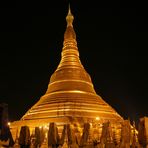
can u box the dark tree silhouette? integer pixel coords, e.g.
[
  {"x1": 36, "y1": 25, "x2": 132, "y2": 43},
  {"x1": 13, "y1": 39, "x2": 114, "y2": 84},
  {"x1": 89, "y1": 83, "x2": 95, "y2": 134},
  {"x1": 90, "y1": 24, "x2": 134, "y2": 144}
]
[{"x1": 19, "y1": 126, "x2": 31, "y2": 148}]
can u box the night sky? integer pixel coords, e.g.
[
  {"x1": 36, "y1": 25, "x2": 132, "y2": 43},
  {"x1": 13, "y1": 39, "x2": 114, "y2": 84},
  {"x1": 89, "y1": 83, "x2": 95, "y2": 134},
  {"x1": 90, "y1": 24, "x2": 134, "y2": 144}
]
[{"x1": 0, "y1": 1, "x2": 148, "y2": 123}]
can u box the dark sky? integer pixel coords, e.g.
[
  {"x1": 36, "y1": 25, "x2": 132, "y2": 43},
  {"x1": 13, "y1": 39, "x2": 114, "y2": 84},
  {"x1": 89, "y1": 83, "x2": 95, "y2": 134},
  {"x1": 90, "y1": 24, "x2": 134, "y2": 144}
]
[{"x1": 0, "y1": 1, "x2": 148, "y2": 123}]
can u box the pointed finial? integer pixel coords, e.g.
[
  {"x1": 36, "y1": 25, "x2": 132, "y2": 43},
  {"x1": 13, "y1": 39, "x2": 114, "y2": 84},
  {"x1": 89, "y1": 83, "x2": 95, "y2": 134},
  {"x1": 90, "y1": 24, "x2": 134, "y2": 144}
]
[
  {"x1": 66, "y1": 4, "x2": 74, "y2": 26},
  {"x1": 68, "y1": 4, "x2": 71, "y2": 15}
]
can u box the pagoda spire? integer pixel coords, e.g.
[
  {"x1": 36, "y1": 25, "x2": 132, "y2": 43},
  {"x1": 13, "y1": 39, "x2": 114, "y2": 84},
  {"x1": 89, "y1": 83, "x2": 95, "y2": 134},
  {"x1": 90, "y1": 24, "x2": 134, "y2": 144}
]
[
  {"x1": 66, "y1": 4, "x2": 74, "y2": 27},
  {"x1": 63, "y1": 4, "x2": 77, "y2": 48},
  {"x1": 57, "y1": 5, "x2": 82, "y2": 70}
]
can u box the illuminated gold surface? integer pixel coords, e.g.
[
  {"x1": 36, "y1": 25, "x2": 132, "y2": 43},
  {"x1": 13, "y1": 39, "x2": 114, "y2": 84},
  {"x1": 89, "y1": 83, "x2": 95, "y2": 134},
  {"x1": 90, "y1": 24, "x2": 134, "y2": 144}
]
[{"x1": 12, "y1": 6, "x2": 123, "y2": 130}]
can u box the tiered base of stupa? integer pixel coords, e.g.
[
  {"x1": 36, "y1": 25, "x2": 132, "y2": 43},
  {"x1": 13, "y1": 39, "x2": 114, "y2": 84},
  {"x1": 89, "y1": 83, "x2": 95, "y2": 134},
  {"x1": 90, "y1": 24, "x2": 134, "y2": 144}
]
[
  {"x1": 10, "y1": 118, "x2": 139, "y2": 148},
  {"x1": 10, "y1": 116, "x2": 123, "y2": 144}
]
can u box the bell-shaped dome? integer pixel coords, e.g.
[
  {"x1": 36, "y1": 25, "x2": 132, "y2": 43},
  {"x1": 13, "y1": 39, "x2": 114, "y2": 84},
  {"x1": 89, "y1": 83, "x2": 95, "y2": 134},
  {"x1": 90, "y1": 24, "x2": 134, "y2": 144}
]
[{"x1": 21, "y1": 6, "x2": 123, "y2": 124}]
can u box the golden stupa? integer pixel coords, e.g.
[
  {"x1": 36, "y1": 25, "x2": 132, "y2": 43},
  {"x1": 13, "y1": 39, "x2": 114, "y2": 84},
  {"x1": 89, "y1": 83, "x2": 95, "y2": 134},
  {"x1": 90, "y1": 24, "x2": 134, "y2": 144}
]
[{"x1": 11, "y1": 6, "x2": 123, "y2": 134}]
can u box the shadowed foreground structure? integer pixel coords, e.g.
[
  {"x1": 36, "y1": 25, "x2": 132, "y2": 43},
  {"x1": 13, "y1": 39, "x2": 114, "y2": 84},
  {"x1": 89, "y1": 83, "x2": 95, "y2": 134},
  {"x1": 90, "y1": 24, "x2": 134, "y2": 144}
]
[
  {"x1": 0, "y1": 103, "x2": 14, "y2": 147},
  {"x1": 7, "y1": 118, "x2": 148, "y2": 147}
]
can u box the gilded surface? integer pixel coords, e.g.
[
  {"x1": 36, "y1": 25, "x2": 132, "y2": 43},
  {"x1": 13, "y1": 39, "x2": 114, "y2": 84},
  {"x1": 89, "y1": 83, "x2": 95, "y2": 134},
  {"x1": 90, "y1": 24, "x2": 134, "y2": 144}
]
[{"x1": 12, "y1": 6, "x2": 123, "y2": 128}]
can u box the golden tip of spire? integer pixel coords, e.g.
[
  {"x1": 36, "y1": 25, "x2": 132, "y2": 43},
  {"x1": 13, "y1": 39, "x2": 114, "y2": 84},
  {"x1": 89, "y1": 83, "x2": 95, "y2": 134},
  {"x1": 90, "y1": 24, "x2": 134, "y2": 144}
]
[
  {"x1": 68, "y1": 4, "x2": 72, "y2": 15},
  {"x1": 66, "y1": 4, "x2": 74, "y2": 26}
]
